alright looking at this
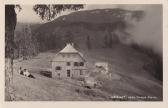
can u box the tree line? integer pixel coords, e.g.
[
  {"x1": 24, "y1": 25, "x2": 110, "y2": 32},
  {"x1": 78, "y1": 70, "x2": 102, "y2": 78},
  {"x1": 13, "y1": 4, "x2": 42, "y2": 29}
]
[{"x1": 14, "y1": 24, "x2": 39, "y2": 60}]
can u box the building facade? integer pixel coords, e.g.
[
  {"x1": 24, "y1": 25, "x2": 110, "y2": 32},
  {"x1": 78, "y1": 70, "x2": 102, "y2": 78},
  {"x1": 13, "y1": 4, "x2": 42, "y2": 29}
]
[{"x1": 52, "y1": 43, "x2": 86, "y2": 78}]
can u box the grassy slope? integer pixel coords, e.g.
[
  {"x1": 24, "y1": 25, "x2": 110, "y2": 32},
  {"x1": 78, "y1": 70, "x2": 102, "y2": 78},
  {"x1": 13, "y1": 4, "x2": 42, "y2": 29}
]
[{"x1": 12, "y1": 44, "x2": 162, "y2": 101}]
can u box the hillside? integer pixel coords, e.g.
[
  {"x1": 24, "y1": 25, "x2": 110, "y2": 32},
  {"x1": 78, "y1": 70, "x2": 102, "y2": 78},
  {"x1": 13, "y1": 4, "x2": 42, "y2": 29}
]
[
  {"x1": 31, "y1": 8, "x2": 144, "y2": 51},
  {"x1": 12, "y1": 44, "x2": 162, "y2": 101}
]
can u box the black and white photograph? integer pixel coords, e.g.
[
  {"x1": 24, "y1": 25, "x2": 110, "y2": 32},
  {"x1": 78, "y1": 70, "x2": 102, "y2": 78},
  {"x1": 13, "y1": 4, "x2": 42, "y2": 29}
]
[{"x1": 5, "y1": 4, "x2": 163, "y2": 101}]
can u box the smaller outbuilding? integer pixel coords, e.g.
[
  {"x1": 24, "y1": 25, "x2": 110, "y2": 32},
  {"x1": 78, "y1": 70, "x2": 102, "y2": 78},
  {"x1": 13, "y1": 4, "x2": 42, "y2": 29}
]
[{"x1": 95, "y1": 62, "x2": 109, "y2": 74}]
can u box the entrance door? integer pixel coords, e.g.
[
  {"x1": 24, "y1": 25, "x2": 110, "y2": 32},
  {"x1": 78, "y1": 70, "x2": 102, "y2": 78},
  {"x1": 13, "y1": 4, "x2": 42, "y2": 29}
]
[{"x1": 67, "y1": 70, "x2": 71, "y2": 77}]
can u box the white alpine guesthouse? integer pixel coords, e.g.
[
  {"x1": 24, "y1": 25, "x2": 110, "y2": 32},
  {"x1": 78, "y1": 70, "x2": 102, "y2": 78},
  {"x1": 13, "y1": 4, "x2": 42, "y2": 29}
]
[{"x1": 52, "y1": 43, "x2": 86, "y2": 78}]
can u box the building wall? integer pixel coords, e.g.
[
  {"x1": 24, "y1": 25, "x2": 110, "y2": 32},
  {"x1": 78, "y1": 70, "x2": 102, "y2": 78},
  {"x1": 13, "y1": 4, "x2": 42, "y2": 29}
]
[
  {"x1": 52, "y1": 53, "x2": 86, "y2": 78},
  {"x1": 95, "y1": 62, "x2": 109, "y2": 74},
  {"x1": 53, "y1": 53, "x2": 85, "y2": 62}
]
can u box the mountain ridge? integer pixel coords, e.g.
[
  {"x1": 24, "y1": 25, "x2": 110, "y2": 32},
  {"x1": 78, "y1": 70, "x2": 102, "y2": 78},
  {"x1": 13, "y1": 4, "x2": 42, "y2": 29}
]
[{"x1": 30, "y1": 8, "x2": 144, "y2": 51}]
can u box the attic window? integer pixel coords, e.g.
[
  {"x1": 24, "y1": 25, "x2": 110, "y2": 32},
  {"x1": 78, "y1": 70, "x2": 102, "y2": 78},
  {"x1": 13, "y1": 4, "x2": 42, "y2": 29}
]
[{"x1": 56, "y1": 66, "x2": 61, "y2": 70}]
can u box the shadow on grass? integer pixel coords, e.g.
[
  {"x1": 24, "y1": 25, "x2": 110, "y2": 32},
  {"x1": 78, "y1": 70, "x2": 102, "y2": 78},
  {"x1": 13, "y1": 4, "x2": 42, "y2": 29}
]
[{"x1": 40, "y1": 71, "x2": 52, "y2": 78}]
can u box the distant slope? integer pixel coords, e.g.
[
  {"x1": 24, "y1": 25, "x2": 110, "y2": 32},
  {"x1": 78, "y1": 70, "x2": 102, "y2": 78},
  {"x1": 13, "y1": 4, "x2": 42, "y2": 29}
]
[{"x1": 32, "y1": 8, "x2": 144, "y2": 51}]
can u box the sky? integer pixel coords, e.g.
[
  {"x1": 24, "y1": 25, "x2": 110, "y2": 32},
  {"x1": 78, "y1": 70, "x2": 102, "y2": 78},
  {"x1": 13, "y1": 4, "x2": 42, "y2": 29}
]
[{"x1": 16, "y1": 5, "x2": 44, "y2": 23}]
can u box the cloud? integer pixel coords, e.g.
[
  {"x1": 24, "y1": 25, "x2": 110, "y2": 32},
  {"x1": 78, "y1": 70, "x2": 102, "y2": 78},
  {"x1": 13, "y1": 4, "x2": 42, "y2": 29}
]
[{"x1": 126, "y1": 5, "x2": 162, "y2": 55}]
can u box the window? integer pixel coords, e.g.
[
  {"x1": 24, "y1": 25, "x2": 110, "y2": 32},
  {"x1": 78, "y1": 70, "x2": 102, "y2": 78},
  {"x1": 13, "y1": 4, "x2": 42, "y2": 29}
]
[
  {"x1": 55, "y1": 66, "x2": 61, "y2": 70},
  {"x1": 67, "y1": 62, "x2": 71, "y2": 66},
  {"x1": 74, "y1": 62, "x2": 78, "y2": 66},
  {"x1": 80, "y1": 62, "x2": 84, "y2": 66},
  {"x1": 67, "y1": 70, "x2": 71, "y2": 77},
  {"x1": 80, "y1": 70, "x2": 83, "y2": 75}
]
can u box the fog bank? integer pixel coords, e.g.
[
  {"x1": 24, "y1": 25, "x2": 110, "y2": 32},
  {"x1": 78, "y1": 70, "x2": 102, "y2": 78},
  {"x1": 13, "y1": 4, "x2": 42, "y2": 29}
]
[{"x1": 126, "y1": 5, "x2": 162, "y2": 55}]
